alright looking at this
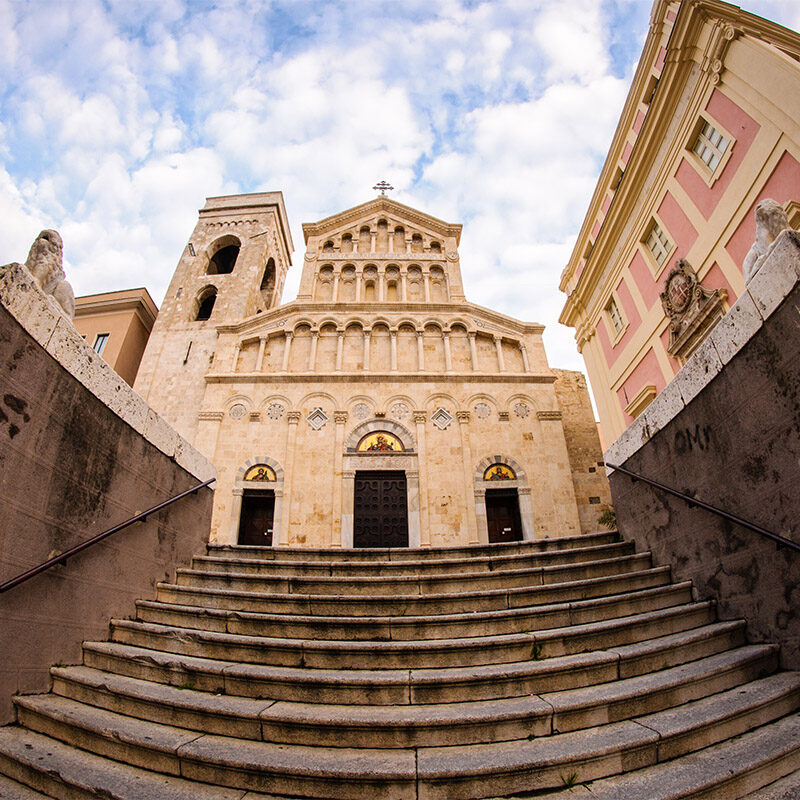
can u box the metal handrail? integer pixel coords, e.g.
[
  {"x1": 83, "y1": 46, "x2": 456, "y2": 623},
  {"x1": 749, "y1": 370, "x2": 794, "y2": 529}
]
[
  {"x1": 0, "y1": 477, "x2": 216, "y2": 595},
  {"x1": 605, "y1": 462, "x2": 799, "y2": 553}
]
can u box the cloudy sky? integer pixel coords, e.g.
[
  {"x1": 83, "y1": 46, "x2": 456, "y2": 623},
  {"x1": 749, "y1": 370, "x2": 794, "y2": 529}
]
[{"x1": 2, "y1": 0, "x2": 799, "y2": 378}]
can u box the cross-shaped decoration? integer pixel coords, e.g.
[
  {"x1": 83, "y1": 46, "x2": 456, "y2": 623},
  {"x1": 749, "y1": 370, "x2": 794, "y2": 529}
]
[{"x1": 373, "y1": 180, "x2": 394, "y2": 196}]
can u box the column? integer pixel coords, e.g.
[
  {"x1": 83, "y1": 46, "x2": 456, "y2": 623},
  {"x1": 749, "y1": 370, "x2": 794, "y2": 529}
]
[
  {"x1": 308, "y1": 331, "x2": 318, "y2": 371},
  {"x1": 363, "y1": 328, "x2": 371, "y2": 371},
  {"x1": 336, "y1": 331, "x2": 344, "y2": 371},
  {"x1": 281, "y1": 331, "x2": 293, "y2": 371},
  {"x1": 518, "y1": 486, "x2": 534, "y2": 541},
  {"x1": 406, "y1": 471, "x2": 422, "y2": 548},
  {"x1": 456, "y1": 411, "x2": 479, "y2": 544},
  {"x1": 413, "y1": 411, "x2": 431, "y2": 546},
  {"x1": 228, "y1": 487, "x2": 245, "y2": 545},
  {"x1": 424, "y1": 272, "x2": 431, "y2": 302},
  {"x1": 272, "y1": 489, "x2": 284, "y2": 545},
  {"x1": 355, "y1": 269, "x2": 363, "y2": 302},
  {"x1": 405, "y1": 236, "x2": 412, "y2": 254},
  {"x1": 520, "y1": 343, "x2": 530, "y2": 373},
  {"x1": 469, "y1": 332, "x2": 478, "y2": 372},
  {"x1": 280, "y1": 411, "x2": 301, "y2": 544},
  {"x1": 333, "y1": 270, "x2": 340, "y2": 302},
  {"x1": 231, "y1": 342, "x2": 241, "y2": 371},
  {"x1": 390, "y1": 331, "x2": 398, "y2": 371},
  {"x1": 256, "y1": 337, "x2": 267, "y2": 372},
  {"x1": 331, "y1": 412, "x2": 347, "y2": 547},
  {"x1": 474, "y1": 487, "x2": 488, "y2": 544},
  {"x1": 378, "y1": 269, "x2": 385, "y2": 302},
  {"x1": 443, "y1": 331, "x2": 452, "y2": 372},
  {"x1": 370, "y1": 229, "x2": 377, "y2": 253},
  {"x1": 417, "y1": 331, "x2": 425, "y2": 372},
  {"x1": 494, "y1": 335, "x2": 505, "y2": 372},
  {"x1": 400, "y1": 270, "x2": 407, "y2": 301},
  {"x1": 341, "y1": 471, "x2": 356, "y2": 547}
]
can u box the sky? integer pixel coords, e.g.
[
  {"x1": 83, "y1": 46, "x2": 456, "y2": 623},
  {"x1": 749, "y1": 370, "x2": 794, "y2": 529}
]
[{"x1": 2, "y1": 0, "x2": 799, "y2": 380}]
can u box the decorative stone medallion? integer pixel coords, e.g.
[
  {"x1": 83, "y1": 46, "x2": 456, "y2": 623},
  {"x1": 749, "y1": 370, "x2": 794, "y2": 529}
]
[
  {"x1": 307, "y1": 407, "x2": 329, "y2": 430},
  {"x1": 229, "y1": 403, "x2": 246, "y2": 420},
  {"x1": 474, "y1": 402, "x2": 490, "y2": 419},
  {"x1": 390, "y1": 402, "x2": 409, "y2": 420},
  {"x1": 352, "y1": 402, "x2": 370, "y2": 420},
  {"x1": 431, "y1": 407, "x2": 454, "y2": 430},
  {"x1": 266, "y1": 403, "x2": 285, "y2": 420},
  {"x1": 513, "y1": 402, "x2": 530, "y2": 419}
]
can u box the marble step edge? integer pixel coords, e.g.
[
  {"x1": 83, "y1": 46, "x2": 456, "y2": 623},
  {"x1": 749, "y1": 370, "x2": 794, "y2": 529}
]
[
  {"x1": 81, "y1": 619, "x2": 748, "y2": 704},
  {"x1": 208, "y1": 531, "x2": 621, "y2": 562},
  {"x1": 12, "y1": 679, "x2": 800, "y2": 800},
  {"x1": 135, "y1": 581, "x2": 694, "y2": 638},
  {"x1": 46, "y1": 645, "x2": 784, "y2": 747}
]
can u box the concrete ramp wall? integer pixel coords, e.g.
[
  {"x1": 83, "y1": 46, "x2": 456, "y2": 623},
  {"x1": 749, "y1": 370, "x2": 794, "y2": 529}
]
[{"x1": 0, "y1": 262, "x2": 216, "y2": 723}]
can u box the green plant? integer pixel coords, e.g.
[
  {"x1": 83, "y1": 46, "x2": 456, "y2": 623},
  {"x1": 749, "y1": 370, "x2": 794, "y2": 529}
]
[
  {"x1": 531, "y1": 642, "x2": 543, "y2": 660},
  {"x1": 597, "y1": 506, "x2": 617, "y2": 530},
  {"x1": 560, "y1": 771, "x2": 579, "y2": 789}
]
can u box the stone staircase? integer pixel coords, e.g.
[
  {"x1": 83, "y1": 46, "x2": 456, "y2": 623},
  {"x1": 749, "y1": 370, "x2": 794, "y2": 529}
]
[{"x1": 1, "y1": 531, "x2": 800, "y2": 799}]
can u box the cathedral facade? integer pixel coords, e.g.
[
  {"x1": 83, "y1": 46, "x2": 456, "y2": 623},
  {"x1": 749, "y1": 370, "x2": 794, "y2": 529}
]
[{"x1": 134, "y1": 192, "x2": 608, "y2": 549}]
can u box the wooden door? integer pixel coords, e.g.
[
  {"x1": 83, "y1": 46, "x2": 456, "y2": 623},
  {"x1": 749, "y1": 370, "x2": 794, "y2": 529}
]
[
  {"x1": 353, "y1": 471, "x2": 408, "y2": 548},
  {"x1": 238, "y1": 491, "x2": 275, "y2": 546},
  {"x1": 486, "y1": 489, "x2": 523, "y2": 543}
]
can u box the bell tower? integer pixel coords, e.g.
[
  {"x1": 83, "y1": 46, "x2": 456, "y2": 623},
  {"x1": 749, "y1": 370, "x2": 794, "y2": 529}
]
[{"x1": 134, "y1": 192, "x2": 293, "y2": 442}]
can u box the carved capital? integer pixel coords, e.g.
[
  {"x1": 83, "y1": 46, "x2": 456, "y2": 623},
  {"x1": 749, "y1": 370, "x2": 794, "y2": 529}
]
[
  {"x1": 287, "y1": 411, "x2": 301, "y2": 424},
  {"x1": 537, "y1": 410, "x2": 563, "y2": 421},
  {"x1": 456, "y1": 410, "x2": 471, "y2": 423},
  {"x1": 413, "y1": 411, "x2": 427, "y2": 424},
  {"x1": 334, "y1": 411, "x2": 348, "y2": 424}
]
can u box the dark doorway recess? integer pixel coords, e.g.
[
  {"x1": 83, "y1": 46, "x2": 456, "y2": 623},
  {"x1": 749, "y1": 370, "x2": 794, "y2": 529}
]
[
  {"x1": 486, "y1": 488, "x2": 523, "y2": 543},
  {"x1": 353, "y1": 471, "x2": 408, "y2": 548},
  {"x1": 238, "y1": 490, "x2": 275, "y2": 546}
]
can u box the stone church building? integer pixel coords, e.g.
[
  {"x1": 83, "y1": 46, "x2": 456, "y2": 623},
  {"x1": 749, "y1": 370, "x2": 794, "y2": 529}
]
[{"x1": 134, "y1": 192, "x2": 609, "y2": 549}]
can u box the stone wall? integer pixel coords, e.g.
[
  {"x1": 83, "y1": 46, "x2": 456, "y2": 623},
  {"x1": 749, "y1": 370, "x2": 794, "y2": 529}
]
[
  {"x1": 552, "y1": 369, "x2": 612, "y2": 532},
  {"x1": 605, "y1": 232, "x2": 800, "y2": 667},
  {"x1": 0, "y1": 262, "x2": 216, "y2": 723}
]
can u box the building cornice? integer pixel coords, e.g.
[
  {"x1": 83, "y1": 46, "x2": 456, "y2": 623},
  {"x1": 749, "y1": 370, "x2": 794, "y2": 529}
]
[{"x1": 302, "y1": 197, "x2": 462, "y2": 244}]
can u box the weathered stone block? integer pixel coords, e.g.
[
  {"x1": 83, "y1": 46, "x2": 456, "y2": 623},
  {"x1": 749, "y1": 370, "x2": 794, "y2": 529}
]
[
  {"x1": 710, "y1": 288, "x2": 762, "y2": 365},
  {"x1": 747, "y1": 230, "x2": 800, "y2": 320},
  {"x1": 673, "y1": 336, "x2": 722, "y2": 406}
]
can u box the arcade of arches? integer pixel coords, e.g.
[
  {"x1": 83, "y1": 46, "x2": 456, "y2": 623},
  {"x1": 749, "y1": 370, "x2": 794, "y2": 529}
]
[{"x1": 134, "y1": 193, "x2": 611, "y2": 549}]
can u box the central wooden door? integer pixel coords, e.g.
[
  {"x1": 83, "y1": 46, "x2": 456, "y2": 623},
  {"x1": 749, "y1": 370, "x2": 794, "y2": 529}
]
[
  {"x1": 486, "y1": 488, "x2": 523, "y2": 543},
  {"x1": 238, "y1": 490, "x2": 275, "y2": 546},
  {"x1": 353, "y1": 471, "x2": 408, "y2": 548}
]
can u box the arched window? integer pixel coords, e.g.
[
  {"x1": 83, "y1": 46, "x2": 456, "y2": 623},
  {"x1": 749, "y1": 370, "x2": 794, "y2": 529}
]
[
  {"x1": 208, "y1": 244, "x2": 239, "y2": 274},
  {"x1": 195, "y1": 287, "x2": 217, "y2": 321},
  {"x1": 430, "y1": 241, "x2": 442, "y2": 253},
  {"x1": 260, "y1": 257, "x2": 276, "y2": 307},
  {"x1": 322, "y1": 240, "x2": 334, "y2": 253}
]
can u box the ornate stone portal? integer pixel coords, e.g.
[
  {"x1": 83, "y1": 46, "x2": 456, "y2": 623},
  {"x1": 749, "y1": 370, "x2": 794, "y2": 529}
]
[
  {"x1": 133, "y1": 192, "x2": 608, "y2": 548},
  {"x1": 661, "y1": 259, "x2": 727, "y2": 363}
]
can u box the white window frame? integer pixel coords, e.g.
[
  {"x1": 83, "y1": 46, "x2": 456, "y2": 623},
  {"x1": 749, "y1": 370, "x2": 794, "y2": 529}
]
[
  {"x1": 641, "y1": 215, "x2": 676, "y2": 278},
  {"x1": 93, "y1": 333, "x2": 109, "y2": 356},
  {"x1": 687, "y1": 113, "x2": 735, "y2": 187},
  {"x1": 604, "y1": 294, "x2": 627, "y2": 344}
]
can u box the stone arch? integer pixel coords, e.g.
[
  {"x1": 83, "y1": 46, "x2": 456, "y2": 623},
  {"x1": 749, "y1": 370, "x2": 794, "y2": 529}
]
[
  {"x1": 467, "y1": 393, "x2": 499, "y2": 421},
  {"x1": 473, "y1": 454, "x2": 533, "y2": 543},
  {"x1": 260, "y1": 257, "x2": 276, "y2": 308},
  {"x1": 345, "y1": 418, "x2": 416, "y2": 452},
  {"x1": 341, "y1": 233, "x2": 354, "y2": 253},
  {"x1": 230, "y1": 455, "x2": 286, "y2": 547},
  {"x1": 206, "y1": 234, "x2": 241, "y2": 275},
  {"x1": 193, "y1": 285, "x2": 217, "y2": 321}
]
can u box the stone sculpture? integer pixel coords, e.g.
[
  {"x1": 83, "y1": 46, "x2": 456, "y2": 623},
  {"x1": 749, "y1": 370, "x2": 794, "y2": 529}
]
[
  {"x1": 743, "y1": 199, "x2": 791, "y2": 283},
  {"x1": 24, "y1": 229, "x2": 75, "y2": 319}
]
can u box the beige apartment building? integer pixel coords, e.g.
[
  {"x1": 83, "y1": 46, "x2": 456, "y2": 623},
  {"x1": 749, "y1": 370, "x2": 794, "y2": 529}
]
[
  {"x1": 559, "y1": 0, "x2": 800, "y2": 442},
  {"x1": 73, "y1": 288, "x2": 158, "y2": 386},
  {"x1": 134, "y1": 192, "x2": 609, "y2": 549}
]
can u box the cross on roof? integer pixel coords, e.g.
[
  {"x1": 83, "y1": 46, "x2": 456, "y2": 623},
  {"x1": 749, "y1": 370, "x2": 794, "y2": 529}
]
[{"x1": 373, "y1": 180, "x2": 394, "y2": 196}]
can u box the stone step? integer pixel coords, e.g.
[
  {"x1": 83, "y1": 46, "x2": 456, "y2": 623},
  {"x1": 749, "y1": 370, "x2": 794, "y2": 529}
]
[
  {"x1": 0, "y1": 726, "x2": 300, "y2": 800},
  {"x1": 415, "y1": 680, "x2": 800, "y2": 799},
  {"x1": 175, "y1": 551, "x2": 653, "y2": 596},
  {"x1": 83, "y1": 619, "x2": 747, "y2": 705},
  {"x1": 134, "y1": 582, "x2": 694, "y2": 641},
  {"x1": 15, "y1": 676, "x2": 800, "y2": 799},
  {"x1": 110, "y1": 600, "x2": 716, "y2": 670},
  {"x1": 51, "y1": 645, "x2": 786, "y2": 749},
  {"x1": 557, "y1": 711, "x2": 800, "y2": 800},
  {"x1": 209, "y1": 530, "x2": 621, "y2": 563},
  {"x1": 14, "y1": 695, "x2": 416, "y2": 800},
  {"x1": 193, "y1": 540, "x2": 634, "y2": 578},
  {"x1": 155, "y1": 565, "x2": 672, "y2": 618},
  {"x1": 0, "y1": 773, "x2": 51, "y2": 799}
]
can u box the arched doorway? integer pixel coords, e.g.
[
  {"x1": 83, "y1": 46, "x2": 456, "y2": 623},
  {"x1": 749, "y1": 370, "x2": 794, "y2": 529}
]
[
  {"x1": 474, "y1": 456, "x2": 534, "y2": 543},
  {"x1": 342, "y1": 420, "x2": 421, "y2": 548},
  {"x1": 230, "y1": 457, "x2": 285, "y2": 546}
]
